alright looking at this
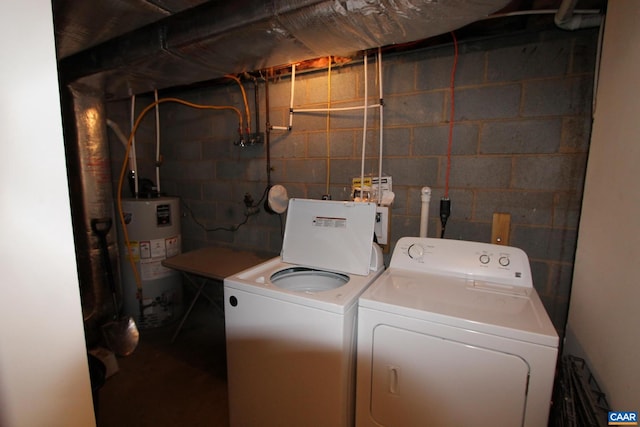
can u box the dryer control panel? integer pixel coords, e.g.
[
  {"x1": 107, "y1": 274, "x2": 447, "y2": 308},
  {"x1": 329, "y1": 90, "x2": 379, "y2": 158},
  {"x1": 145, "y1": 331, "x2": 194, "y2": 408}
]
[{"x1": 391, "y1": 237, "x2": 532, "y2": 289}]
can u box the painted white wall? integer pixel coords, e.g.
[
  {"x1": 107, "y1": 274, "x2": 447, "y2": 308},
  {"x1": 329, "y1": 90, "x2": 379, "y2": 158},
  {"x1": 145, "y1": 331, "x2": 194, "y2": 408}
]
[
  {"x1": 565, "y1": 0, "x2": 640, "y2": 410},
  {"x1": 0, "y1": 2, "x2": 96, "y2": 427}
]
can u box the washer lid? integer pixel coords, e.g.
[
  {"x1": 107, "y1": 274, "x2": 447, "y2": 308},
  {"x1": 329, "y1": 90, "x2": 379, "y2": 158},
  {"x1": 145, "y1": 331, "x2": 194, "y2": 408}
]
[{"x1": 281, "y1": 199, "x2": 376, "y2": 276}]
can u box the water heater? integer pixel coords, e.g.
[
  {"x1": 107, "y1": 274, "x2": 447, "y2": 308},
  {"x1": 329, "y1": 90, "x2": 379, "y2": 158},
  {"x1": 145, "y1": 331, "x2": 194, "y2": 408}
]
[{"x1": 119, "y1": 197, "x2": 183, "y2": 329}]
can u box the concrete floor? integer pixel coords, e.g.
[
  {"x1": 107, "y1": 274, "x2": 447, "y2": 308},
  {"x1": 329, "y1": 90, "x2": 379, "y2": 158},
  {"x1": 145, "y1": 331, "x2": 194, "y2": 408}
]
[{"x1": 96, "y1": 294, "x2": 229, "y2": 427}]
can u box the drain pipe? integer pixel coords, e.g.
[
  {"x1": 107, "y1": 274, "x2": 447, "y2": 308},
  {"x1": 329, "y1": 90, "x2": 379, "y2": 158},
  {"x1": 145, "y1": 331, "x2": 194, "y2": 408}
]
[
  {"x1": 419, "y1": 187, "x2": 432, "y2": 238},
  {"x1": 554, "y1": 0, "x2": 602, "y2": 30}
]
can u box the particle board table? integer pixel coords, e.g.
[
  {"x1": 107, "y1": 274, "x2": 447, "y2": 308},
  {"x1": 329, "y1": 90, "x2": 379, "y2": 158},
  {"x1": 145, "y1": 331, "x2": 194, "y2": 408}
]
[{"x1": 162, "y1": 246, "x2": 269, "y2": 342}]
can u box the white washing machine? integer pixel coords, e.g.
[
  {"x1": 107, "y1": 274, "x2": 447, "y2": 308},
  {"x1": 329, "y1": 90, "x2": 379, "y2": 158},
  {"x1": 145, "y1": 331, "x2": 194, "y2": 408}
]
[
  {"x1": 356, "y1": 237, "x2": 559, "y2": 427},
  {"x1": 224, "y1": 199, "x2": 385, "y2": 427}
]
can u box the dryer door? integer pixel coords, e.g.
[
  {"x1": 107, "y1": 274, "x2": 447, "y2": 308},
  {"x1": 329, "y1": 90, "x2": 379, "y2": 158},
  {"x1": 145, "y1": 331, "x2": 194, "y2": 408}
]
[{"x1": 370, "y1": 325, "x2": 530, "y2": 427}]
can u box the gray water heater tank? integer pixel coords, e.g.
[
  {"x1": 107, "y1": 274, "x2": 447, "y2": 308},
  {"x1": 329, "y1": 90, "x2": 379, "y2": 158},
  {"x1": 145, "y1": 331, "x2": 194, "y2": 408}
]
[{"x1": 118, "y1": 197, "x2": 182, "y2": 329}]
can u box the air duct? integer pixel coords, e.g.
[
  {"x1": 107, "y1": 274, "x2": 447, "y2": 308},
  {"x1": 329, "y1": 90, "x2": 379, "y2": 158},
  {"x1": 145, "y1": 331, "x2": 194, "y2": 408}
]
[
  {"x1": 58, "y1": 0, "x2": 512, "y2": 99},
  {"x1": 63, "y1": 83, "x2": 120, "y2": 346}
]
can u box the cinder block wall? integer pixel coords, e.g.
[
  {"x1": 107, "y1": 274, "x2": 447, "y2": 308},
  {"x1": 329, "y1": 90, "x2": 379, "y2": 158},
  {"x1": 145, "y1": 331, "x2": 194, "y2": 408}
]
[{"x1": 108, "y1": 26, "x2": 598, "y2": 335}]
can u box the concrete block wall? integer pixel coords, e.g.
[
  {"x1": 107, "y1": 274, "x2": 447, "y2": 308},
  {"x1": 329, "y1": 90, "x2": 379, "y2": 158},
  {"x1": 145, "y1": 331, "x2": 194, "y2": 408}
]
[{"x1": 107, "y1": 26, "x2": 598, "y2": 336}]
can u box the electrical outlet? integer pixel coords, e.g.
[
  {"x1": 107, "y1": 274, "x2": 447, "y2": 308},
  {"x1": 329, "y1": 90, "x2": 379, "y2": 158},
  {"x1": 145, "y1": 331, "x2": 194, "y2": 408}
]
[{"x1": 374, "y1": 205, "x2": 390, "y2": 247}]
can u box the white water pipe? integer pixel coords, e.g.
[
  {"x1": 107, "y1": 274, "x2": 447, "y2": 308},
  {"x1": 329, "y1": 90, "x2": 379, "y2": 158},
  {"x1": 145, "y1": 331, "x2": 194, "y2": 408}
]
[
  {"x1": 130, "y1": 95, "x2": 139, "y2": 196},
  {"x1": 419, "y1": 186, "x2": 432, "y2": 237},
  {"x1": 554, "y1": 0, "x2": 602, "y2": 30},
  {"x1": 377, "y1": 47, "x2": 384, "y2": 205},
  {"x1": 154, "y1": 90, "x2": 161, "y2": 194},
  {"x1": 294, "y1": 104, "x2": 381, "y2": 113},
  {"x1": 288, "y1": 63, "x2": 296, "y2": 129},
  {"x1": 277, "y1": 55, "x2": 385, "y2": 132},
  {"x1": 360, "y1": 53, "x2": 368, "y2": 198}
]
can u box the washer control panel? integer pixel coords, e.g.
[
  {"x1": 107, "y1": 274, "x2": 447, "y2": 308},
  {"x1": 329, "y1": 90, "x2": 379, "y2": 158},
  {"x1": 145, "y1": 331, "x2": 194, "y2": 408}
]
[{"x1": 392, "y1": 237, "x2": 532, "y2": 288}]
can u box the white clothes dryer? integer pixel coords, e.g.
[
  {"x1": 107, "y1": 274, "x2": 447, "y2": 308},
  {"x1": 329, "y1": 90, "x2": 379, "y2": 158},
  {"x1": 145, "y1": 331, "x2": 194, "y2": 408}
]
[
  {"x1": 356, "y1": 237, "x2": 559, "y2": 427},
  {"x1": 224, "y1": 199, "x2": 385, "y2": 427}
]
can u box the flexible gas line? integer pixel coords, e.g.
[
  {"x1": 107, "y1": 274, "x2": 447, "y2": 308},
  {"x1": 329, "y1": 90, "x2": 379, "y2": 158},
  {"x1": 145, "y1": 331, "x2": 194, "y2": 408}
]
[{"x1": 225, "y1": 74, "x2": 252, "y2": 135}]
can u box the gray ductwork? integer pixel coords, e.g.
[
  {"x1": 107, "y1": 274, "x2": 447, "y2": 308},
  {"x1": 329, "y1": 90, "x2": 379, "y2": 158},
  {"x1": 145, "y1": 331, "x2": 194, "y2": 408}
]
[
  {"x1": 63, "y1": 83, "x2": 119, "y2": 346},
  {"x1": 58, "y1": 0, "x2": 512, "y2": 100}
]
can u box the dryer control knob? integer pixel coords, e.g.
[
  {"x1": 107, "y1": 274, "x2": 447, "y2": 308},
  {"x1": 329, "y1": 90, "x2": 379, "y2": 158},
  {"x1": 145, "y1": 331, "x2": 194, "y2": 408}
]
[
  {"x1": 408, "y1": 244, "x2": 424, "y2": 259},
  {"x1": 499, "y1": 256, "x2": 510, "y2": 267}
]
